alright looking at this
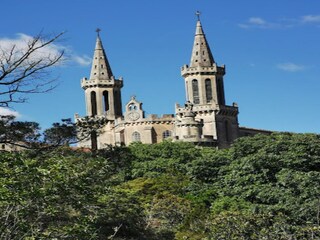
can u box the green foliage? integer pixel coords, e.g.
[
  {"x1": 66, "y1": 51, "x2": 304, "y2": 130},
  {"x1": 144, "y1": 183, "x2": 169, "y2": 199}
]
[
  {"x1": 187, "y1": 148, "x2": 231, "y2": 183},
  {"x1": 0, "y1": 148, "x2": 147, "y2": 239},
  {"x1": 1, "y1": 133, "x2": 320, "y2": 239},
  {"x1": 220, "y1": 133, "x2": 320, "y2": 225},
  {"x1": 129, "y1": 141, "x2": 201, "y2": 179},
  {"x1": 210, "y1": 196, "x2": 252, "y2": 214},
  {"x1": 43, "y1": 118, "x2": 77, "y2": 145},
  {"x1": 0, "y1": 115, "x2": 40, "y2": 147}
]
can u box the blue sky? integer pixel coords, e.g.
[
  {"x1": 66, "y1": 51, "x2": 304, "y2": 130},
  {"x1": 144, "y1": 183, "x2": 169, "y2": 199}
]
[{"x1": 1, "y1": 0, "x2": 320, "y2": 133}]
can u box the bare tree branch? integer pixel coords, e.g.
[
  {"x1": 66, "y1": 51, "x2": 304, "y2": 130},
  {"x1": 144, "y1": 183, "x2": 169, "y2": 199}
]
[{"x1": 0, "y1": 32, "x2": 65, "y2": 107}]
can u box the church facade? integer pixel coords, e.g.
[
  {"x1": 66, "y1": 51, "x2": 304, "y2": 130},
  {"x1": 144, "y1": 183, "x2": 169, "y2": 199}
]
[{"x1": 75, "y1": 18, "x2": 270, "y2": 149}]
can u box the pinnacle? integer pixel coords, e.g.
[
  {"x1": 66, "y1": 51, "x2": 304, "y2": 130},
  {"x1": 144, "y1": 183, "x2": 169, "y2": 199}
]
[
  {"x1": 90, "y1": 34, "x2": 113, "y2": 79},
  {"x1": 190, "y1": 18, "x2": 215, "y2": 67},
  {"x1": 195, "y1": 20, "x2": 204, "y2": 35}
]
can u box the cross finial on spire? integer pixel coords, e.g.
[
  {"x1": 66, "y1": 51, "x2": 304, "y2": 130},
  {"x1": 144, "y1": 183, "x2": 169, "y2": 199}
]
[
  {"x1": 195, "y1": 11, "x2": 201, "y2": 21},
  {"x1": 96, "y1": 28, "x2": 101, "y2": 37}
]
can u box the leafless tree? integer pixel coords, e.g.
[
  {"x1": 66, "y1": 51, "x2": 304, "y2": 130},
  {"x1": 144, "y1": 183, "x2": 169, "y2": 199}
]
[{"x1": 0, "y1": 32, "x2": 65, "y2": 107}]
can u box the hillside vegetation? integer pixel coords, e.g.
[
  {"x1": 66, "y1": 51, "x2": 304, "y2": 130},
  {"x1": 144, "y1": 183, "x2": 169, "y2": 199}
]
[{"x1": 1, "y1": 133, "x2": 320, "y2": 239}]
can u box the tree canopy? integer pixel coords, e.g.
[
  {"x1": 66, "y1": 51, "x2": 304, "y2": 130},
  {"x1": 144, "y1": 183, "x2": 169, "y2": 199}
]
[{"x1": 1, "y1": 133, "x2": 320, "y2": 239}]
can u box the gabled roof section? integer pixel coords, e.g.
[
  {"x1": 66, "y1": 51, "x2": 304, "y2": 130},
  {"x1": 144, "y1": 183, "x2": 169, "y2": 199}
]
[
  {"x1": 89, "y1": 34, "x2": 113, "y2": 80},
  {"x1": 190, "y1": 20, "x2": 215, "y2": 67}
]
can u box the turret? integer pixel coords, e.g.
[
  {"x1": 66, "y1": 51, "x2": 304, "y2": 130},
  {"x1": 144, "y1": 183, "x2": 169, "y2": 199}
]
[{"x1": 175, "y1": 102, "x2": 202, "y2": 142}]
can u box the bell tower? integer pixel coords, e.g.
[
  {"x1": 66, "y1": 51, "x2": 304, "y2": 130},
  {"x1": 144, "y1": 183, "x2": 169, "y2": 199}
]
[
  {"x1": 81, "y1": 29, "x2": 123, "y2": 120},
  {"x1": 181, "y1": 13, "x2": 225, "y2": 106},
  {"x1": 176, "y1": 13, "x2": 239, "y2": 148}
]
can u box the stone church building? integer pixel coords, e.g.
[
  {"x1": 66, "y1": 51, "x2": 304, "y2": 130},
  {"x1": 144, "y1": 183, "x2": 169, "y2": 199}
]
[{"x1": 75, "y1": 18, "x2": 270, "y2": 149}]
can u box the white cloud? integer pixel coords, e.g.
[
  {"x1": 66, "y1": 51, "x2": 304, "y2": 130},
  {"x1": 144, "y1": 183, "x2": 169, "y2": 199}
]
[
  {"x1": 0, "y1": 33, "x2": 63, "y2": 66},
  {"x1": 302, "y1": 15, "x2": 320, "y2": 23},
  {"x1": 238, "y1": 24, "x2": 250, "y2": 29},
  {"x1": 277, "y1": 63, "x2": 305, "y2": 72},
  {"x1": 238, "y1": 17, "x2": 278, "y2": 29},
  {"x1": 0, "y1": 107, "x2": 21, "y2": 117},
  {"x1": 239, "y1": 14, "x2": 320, "y2": 29},
  {"x1": 72, "y1": 55, "x2": 92, "y2": 66},
  {"x1": 249, "y1": 17, "x2": 266, "y2": 25},
  {"x1": 0, "y1": 33, "x2": 91, "y2": 67}
]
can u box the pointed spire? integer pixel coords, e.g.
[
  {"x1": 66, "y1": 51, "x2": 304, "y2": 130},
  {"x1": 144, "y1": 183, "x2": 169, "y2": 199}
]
[
  {"x1": 190, "y1": 13, "x2": 215, "y2": 67},
  {"x1": 195, "y1": 20, "x2": 205, "y2": 35},
  {"x1": 90, "y1": 29, "x2": 113, "y2": 80}
]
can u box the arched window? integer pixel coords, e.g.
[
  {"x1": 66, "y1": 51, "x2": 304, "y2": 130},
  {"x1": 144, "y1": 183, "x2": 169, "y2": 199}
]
[
  {"x1": 128, "y1": 103, "x2": 137, "y2": 111},
  {"x1": 132, "y1": 131, "x2": 141, "y2": 142},
  {"x1": 205, "y1": 79, "x2": 212, "y2": 103},
  {"x1": 103, "y1": 91, "x2": 109, "y2": 113},
  {"x1": 91, "y1": 91, "x2": 97, "y2": 116},
  {"x1": 162, "y1": 130, "x2": 171, "y2": 139},
  {"x1": 192, "y1": 79, "x2": 199, "y2": 104},
  {"x1": 114, "y1": 90, "x2": 122, "y2": 115}
]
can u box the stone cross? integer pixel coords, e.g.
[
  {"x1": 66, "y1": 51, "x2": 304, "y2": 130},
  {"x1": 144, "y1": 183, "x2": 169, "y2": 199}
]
[
  {"x1": 196, "y1": 11, "x2": 201, "y2": 21},
  {"x1": 96, "y1": 28, "x2": 101, "y2": 36}
]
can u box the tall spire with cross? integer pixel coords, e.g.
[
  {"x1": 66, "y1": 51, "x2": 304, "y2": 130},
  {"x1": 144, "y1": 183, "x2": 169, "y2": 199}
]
[
  {"x1": 181, "y1": 12, "x2": 226, "y2": 106},
  {"x1": 178, "y1": 13, "x2": 239, "y2": 148},
  {"x1": 81, "y1": 28, "x2": 123, "y2": 119},
  {"x1": 90, "y1": 28, "x2": 113, "y2": 80},
  {"x1": 189, "y1": 11, "x2": 215, "y2": 67}
]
